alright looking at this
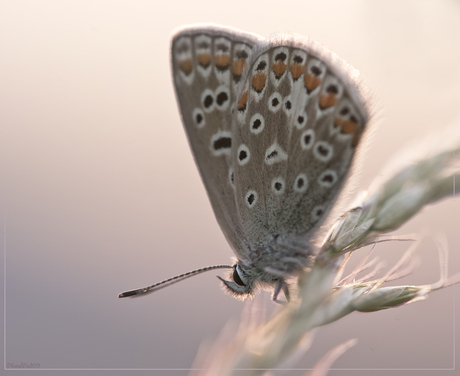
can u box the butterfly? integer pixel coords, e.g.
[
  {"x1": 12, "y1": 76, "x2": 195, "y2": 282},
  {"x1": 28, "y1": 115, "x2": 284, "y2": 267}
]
[{"x1": 119, "y1": 24, "x2": 369, "y2": 302}]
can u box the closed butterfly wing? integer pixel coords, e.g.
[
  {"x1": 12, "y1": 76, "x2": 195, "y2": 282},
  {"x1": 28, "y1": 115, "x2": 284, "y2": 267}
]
[
  {"x1": 171, "y1": 26, "x2": 370, "y2": 301},
  {"x1": 231, "y1": 35, "x2": 369, "y2": 249},
  {"x1": 120, "y1": 26, "x2": 370, "y2": 302},
  {"x1": 171, "y1": 25, "x2": 265, "y2": 257}
]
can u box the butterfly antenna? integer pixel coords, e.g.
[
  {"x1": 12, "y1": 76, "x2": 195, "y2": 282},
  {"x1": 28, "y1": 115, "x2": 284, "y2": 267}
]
[{"x1": 118, "y1": 264, "x2": 233, "y2": 298}]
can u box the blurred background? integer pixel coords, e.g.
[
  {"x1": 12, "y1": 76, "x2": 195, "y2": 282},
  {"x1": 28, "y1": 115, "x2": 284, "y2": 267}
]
[{"x1": 1, "y1": 0, "x2": 459, "y2": 375}]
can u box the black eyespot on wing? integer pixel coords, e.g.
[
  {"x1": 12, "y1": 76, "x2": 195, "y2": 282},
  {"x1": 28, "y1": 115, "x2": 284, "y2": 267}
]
[
  {"x1": 311, "y1": 66, "x2": 322, "y2": 76},
  {"x1": 267, "y1": 150, "x2": 278, "y2": 159},
  {"x1": 213, "y1": 137, "x2": 232, "y2": 151},
  {"x1": 318, "y1": 145, "x2": 329, "y2": 156},
  {"x1": 322, "y1": 173, "x2": 334, "y2": 183},
  {"x1": 256, "y1": 61, "x2": 267, "y2": 71},
  {"x1": 252, "y1": 119, "x2": 262, "y2": 130},
  {"x1": 236, "y1": 50, "x2": 248, "y2": 59},
  {"x1": 275, "y1": 52, "x2": 287, "y2": 61},
  {"x1": 176, "y1": 42, "x2": 189, "y2": 54},
  {"x1": 293, "y1": 55, "x2": 304, "y2": 64},
  {"x1": 326, "y1": 85, "x2": 338, "y2": 94},
  {"x1": 203, "y1": 95, "x2": 213, "y2": 108},
  {"x1": 216, "y1": 91, "x2": 229, "y2": 106},
  {"x1": 216, "y1": 43, "x2": 229, "y2": 52}
]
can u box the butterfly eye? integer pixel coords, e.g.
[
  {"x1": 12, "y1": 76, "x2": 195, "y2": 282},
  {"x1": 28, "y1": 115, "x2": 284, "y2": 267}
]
[{"x1": 233, "y1": 267, "x2": 246, "y2": 286}]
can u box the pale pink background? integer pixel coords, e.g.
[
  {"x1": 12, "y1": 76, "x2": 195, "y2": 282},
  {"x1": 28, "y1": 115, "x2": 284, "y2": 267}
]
[{"x1": 1, "y1": 1, "x2": 460, "y2": 375}]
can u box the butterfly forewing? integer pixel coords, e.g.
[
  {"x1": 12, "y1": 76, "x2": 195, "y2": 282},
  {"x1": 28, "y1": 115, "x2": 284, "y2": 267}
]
[
  {"x1": 171, "y1": 25, "x2": 265, "y2": 257},
  {"x1": 232, "y1": 37, "x2": 369, "y2": 247}
]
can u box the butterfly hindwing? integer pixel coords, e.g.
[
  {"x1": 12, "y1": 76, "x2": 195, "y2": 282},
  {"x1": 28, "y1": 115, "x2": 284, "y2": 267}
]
[{"x1": 232, "y1": 35, "x2": 369, "y2": 247}]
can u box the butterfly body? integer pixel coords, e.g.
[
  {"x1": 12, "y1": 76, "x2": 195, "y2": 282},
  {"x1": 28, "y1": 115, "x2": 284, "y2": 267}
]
[{"x1": 170, "y1": 24, "x2": 369, "y2": 300}]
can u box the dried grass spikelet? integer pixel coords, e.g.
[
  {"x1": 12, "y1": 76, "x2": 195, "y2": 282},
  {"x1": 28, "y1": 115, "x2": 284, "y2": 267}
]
[{"x1": 191, "y1": 119, "x2": 460, "y2": 375}]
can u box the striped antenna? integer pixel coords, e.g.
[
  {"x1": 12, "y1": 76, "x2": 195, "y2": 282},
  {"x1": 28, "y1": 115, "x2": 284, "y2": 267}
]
[{"x1": 118, "y1": 264, "x2": 233, "y2": 298}]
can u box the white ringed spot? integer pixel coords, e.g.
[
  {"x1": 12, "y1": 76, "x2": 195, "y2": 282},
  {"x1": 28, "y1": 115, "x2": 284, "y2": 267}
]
[
  {"x1": 215, "y1": 85, "x2": 230, "y2": 111},
  {"x1": 237, "y1": 144, "x2": 250, "y2": 165},
  {"x1": 283, "y1": 95, "x2": 293, "y2": 115},
  {"x1": 268, "y1": 92, "x2": 282, "y2": 113},
  {"x1": 295, "y1": 110, "x2": 307, "y2": 129},
  {"x1": 249, "y1": 113, "x2": 265, "y2": 134},
  {"x1": 271, "y1": 177, "x2": 285, "y2": 195},
  {"x1": 192, "y1": 108, "x2": 205, "y2": 128},
  {"x1": 311, "y1": 205, "x2": 325, "y2": 222},
  {"x1": 314, "y1": 141, "x2": 333, "y2": 162},
  {"x1": 201, "y1": 89, "x2": 215, "y2": 113},
  {"x1": 265, "y1": 142, "x2": 288, "y2": 165},
  {"x1": 210, "y1": 130, "x2": 232, "y2": 156},
  {"x1": 318, "y1": 169, "x2": 338, "y2": 187},
  {"x1": 300, "y1": 129, "x2": 315, "y2": 150},
  {"x1": 293, "y1": 173, "x2": 308, "y2": 193},
  {"x1": 245, "y1": 190, "x2": 258, "y2": 208}
]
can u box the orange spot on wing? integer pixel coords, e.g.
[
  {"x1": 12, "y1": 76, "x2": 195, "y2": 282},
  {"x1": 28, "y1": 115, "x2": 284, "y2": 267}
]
[
  {"x1": 215, "y1": 55, "x2": 230, "y2": 71},
  {"x1": 290, "y1": 63, "x2": 304, "y2": 80},
  {"x1": 334, "y1": 118, "x2": 361, "y2": 147},
  {"x1": 272, "y1": 61, "x2": 287, "y2": 79},
  {"x1": 179, "y1": 60, "x2": 193, "y2": 75},
  {"x1": 319, "y1": 94, "x2": 338, "y2": 109},
  {"x1": 232, "y1": 59, "x2": 246, "y2": 77},
  {"x1": 304, "y1": 73, "x2": 321, "y2": 93},
  {"x1": 333, "y1": 118, "x2": 359, "y2": 133},
  {"x1": 341, "y1": 120, "x2": 359, "y2": 134},
  {"x1": 197, "y1": 54, "x2": 211, "y2": 68},
  {"x1": 252, "y1": 72, "x2": 267, "y2": 93},
  {"x1": 237, "y1": 91, "x2": 248, "y2": 112}
]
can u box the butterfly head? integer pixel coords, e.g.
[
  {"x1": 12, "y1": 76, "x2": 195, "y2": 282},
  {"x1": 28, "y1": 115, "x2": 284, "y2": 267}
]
[
  {"x1": 217, "y1": 263, "x2": 257, "y2": 300},
  {"x1": 218, "y1": 261, "x2": 290, "y2": 301}
]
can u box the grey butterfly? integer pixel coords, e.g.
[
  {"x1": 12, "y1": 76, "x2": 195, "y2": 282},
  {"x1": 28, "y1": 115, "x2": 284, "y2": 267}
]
[{"x1": 119, "y1": 24, "x2": 369, "y2": 302}]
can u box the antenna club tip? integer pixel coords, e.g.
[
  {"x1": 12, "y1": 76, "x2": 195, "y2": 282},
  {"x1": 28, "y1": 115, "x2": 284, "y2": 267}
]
[{"x1": 118, "y1": 290, "x2": 138, "y2": 298}]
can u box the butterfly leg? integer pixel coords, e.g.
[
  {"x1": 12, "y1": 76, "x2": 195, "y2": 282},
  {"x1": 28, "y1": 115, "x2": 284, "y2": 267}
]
[{"x1": 272, "y1": 280, "x2": 290, "y2": 303}]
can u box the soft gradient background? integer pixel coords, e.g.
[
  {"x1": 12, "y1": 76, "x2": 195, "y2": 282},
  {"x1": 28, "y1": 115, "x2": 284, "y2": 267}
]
[{"x1": 1, "y1": 1, "x2": 459, "y2": 375}]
